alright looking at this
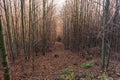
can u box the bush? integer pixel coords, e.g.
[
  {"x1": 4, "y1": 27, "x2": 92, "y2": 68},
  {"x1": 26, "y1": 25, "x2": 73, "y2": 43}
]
[
  {"x1": 80, "y1": 60, "x2": 95, "y2": 69},
  {"x1": 60, "y1": 67, "x2": 75, "y2": 80}
]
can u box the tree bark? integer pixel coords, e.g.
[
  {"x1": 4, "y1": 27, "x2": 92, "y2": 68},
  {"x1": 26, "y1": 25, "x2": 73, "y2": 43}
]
[
  {"x1": 101, "y1": 0, "x2": 110, "y2": 71},
  {"x1": 0, "y1": 16, "x2": 11, "y2": 80}
]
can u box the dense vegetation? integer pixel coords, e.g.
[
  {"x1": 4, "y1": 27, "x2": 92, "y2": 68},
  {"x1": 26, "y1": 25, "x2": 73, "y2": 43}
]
[{"x1": 0, "y1": 0, "x2": 120, "y2": 80}]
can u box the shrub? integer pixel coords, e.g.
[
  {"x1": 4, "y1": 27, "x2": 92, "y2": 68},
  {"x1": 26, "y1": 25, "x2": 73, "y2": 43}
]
[
  {"x1": 60, "y1": 67, "x2": 75, "y2": 80},
  {"x1": 80, "y1": 60, "x2": 95, "y2": 69}
]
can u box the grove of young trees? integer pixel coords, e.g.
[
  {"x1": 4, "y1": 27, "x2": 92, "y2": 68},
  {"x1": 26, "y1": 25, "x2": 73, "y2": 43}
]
[
  {"x1": 0, "y1": 0, "x2": 120, "y2": 80},
  {"x1": 1, "y1": 0, "x2": 56, "y2": 79},
  {"x1": 1, "y1": 0, "x2": 56, "y2": 60},
  {"x1": 62, "y1": 0, "x2": 120, "y2": 71}
]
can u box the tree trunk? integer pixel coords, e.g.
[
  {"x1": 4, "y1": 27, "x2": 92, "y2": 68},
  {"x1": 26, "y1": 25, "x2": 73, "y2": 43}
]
[
  {"x1": 0, "y1": 16, "x2": 11, "y2": 80},
  {"x1": 42, "y1": 0, "x2": 46, "y2": 55},
  {"x1": 3, "y1": 0, "x2": 15, "y2": 62},
  {"x1": 101, "y1": 0, "x2": 110, "y2": 71},
  {"x1": 20, "y1": 0, "x2": 26, "y2": 60}
]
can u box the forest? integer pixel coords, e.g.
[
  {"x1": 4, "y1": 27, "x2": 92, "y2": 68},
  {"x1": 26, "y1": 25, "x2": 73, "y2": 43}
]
[{"x1": 0, "y1": 0, "x2": 120, "y2": 80}]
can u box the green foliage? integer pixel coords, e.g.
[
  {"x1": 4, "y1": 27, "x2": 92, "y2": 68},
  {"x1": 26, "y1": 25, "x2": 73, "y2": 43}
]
[
  {"x1": 60, "y1": 67, "x2": 75, "y2": 80},
  {"x1": 102, "y1": 73, "x2": 109, "y2": 80},
  {"x1": 98, "y1": 73, "x2": 109, "y2": 80},
  {"x1": 80, "y1": 61, "x2": 95, "y2": 68},
  {"x1": 84, "y1": 70, "x2": 90, "y2": 76},
  {"x1": 86, "y1": 77, "x2": 92, "y2": 80},
  {"x1": 84, "y1": 70, "x2": 92, "y2": 80}
]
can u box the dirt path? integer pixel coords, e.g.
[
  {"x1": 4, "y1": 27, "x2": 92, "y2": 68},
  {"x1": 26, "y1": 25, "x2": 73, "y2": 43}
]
[
  {"x1": 0, "y1": 42, "x2": 120, "y2": 80},
  {"x1": 10, "y1": 42, "x2": 85, "y2": 80}
]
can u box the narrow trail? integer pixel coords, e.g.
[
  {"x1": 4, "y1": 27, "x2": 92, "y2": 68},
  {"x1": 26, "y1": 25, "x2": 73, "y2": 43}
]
[
  {"x1": 11, "y1": 42, "x2": 85, "y2": 80},
  {"x1": 54, "y1": 42, "x2": 64, "y2": 50},
  {"x1": 0, "y1": 42, "x2": 120, "y2": 80}
]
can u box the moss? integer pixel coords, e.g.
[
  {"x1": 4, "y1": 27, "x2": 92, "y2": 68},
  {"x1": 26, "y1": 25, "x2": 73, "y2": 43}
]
[{"x1": 0, "y1": 18, "x2": 11, "y2": 80}]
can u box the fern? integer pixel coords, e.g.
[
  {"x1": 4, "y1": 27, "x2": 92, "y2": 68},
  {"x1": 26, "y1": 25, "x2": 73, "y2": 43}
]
[
  {"x1": 60, "y1": 67, "x2": 75, "y2": 80},
  {"x1": 102, "y1": 73, "x2": 109, "y2": 80},
  {"x1": 80, "y1": 60, "x2": 95, "y2": 68}
]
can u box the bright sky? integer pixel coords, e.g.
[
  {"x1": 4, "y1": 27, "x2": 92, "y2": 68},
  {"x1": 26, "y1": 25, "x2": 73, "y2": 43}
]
[
  {"x1": 56, "y1": 0, "x2": 65, "y2": 5},
  {"x1": 55, "y1": 0, "x2": 65, "y2": 8},
  {"x1": 25, "y1": 0, "x2": 65, "y2": 11}
]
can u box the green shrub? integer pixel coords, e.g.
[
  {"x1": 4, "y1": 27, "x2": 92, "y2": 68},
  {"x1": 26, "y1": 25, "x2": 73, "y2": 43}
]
[
  {"x1": 60, "y1": 67, "x2": 75, "y2": 80},
  {"x1": 102, "y1": 73, "x2": 109, "y2": 80},
  {"x1": 84, "y1": 70, "x2": 92, "y2": 80},
  {"x1": 80, "y1": 60, "x2": 95, "y2": 68}
]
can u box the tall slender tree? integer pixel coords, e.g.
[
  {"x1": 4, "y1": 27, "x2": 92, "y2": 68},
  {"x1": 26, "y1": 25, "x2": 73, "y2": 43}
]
[
  {"x1": 20, "y1": 0, "x2": 27, "y2": 60},
  {"x1": 42, "y1": 0, "x2": 46, "y2": 55},
  {"x1": 3, "y1": 0, "x2": 15, "y2": 62},
  {"x1": 0, "y1": 15, "x2": 11, "y2": 80},
  {"x1": 101, "y1": 0, "x2": 110, "y2": 71}
]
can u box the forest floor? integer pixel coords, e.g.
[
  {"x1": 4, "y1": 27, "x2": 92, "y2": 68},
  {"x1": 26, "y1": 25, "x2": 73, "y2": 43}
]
[{"x1": 0, "y1": 42, "x2": 120, "y2": 80}]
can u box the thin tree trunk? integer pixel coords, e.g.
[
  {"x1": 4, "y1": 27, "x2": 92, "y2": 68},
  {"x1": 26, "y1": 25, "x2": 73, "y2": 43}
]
[
  {"x1": 42, "y1": 0, "x2": 46, "y2": 55},
  {"x1": 20, "y1": 0, "x2": 26, "y2": 60},
  {"x1": 106, "y1": 0, "x2": 119, "y2": 69},
  {"x1": 101, "y1": 0, "x2": 110, "y2": 71},
  {"x1": 0, "y1": 16, "x2": 11, "y2": 80},
  {"x1": 3, "y1": 0, "x2": 15, "y2": 62}
]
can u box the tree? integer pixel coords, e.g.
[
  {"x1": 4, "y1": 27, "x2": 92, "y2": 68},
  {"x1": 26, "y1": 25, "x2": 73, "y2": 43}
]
[
  {"x1": 106, "y1": 0, "x2": 120, "y2": 69},
  {"x1": 3, "y1": 0, "x2": 15, "y2": 62},
  {"x1": 0, "y1": 15, "x2": 11, "y2": 80},
  {"x1": 41, "y1": 0, "x2": 47, "y2": 55},
  {"x1": 20, "y1": 0, "x2": 27, "y2": 60},
  {"x1": 101, "y1": 0, "x2": 110, "y2": 71}
]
